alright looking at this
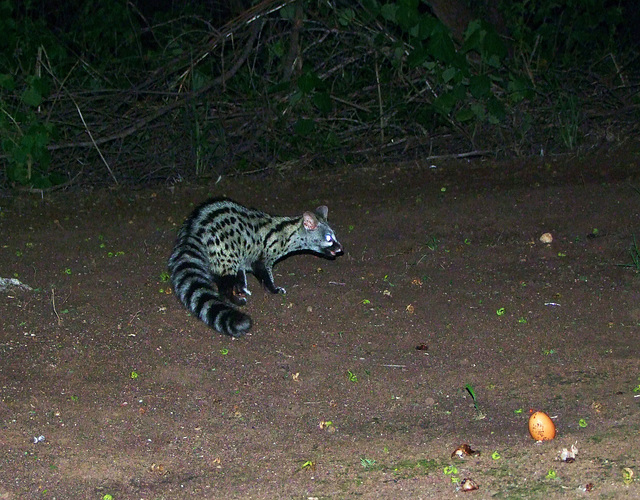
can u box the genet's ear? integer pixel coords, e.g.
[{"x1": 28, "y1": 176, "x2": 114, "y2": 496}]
[
  {"x1": 303, "y1": 211, "x2": 318, "y2": 230},
  {"x1": 315, "y1": 206, "x2": 328, "y2": 220}
]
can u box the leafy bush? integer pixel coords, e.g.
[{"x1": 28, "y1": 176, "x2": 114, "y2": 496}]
[
  {"x1": 502, "y1": 0, "x2": 624, "y2": 66},
  {"x1": 0, "y1": 0, "x2": 636, "y2": 187}
]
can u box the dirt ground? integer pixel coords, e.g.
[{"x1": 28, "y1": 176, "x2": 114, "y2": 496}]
[{"x1": 1, "y1": 146, "x2": 640, "y2": 499}]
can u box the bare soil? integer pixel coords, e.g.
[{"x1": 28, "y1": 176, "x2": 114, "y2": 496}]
[{"x1": 1, "y1": 147, "x2": 640, "y2": 499}]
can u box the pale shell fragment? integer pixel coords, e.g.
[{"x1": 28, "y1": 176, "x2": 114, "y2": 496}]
[
  {"x1": 460, "y1": 478, "x2": 479, "y2": 491},
  {"x1": 559, "y1": 443, "x2": 578, "y2": 462},
  {"x1": 540, "y1": 232, "x2": 553, "y2": 244}
]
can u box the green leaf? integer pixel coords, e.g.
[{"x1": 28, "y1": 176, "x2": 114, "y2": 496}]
[
  {"x1": 441, "y1": 66, "x2": 457, "y2": 83},
  {"x1": 487, "y1": 96, "x2": 505, "y2": 123},
  {"x1": 465, "y1": 383, "x2": 476, "y2": 401},
  {"x1": 462, "y1": 20, "x2": 506, "y2": 62},
  {"x1": 7, "y1": 162, "x2": 29, "y2": 184},
  {"x1": 48, "y1": 172, "x2": 65, "y2": 186},
  {"x1": 297, "y1": 71, "x2": 322, "y2": 94},
  {"x1": 29, "y1": 173, "x2": 54, "y2": 189},
  {"x1": 482, "y1": 27, "x2": 507, "y2": 60},
  {"x1": 410, "y1": 15, "x2": 437, "y2": 40},
  {"x1": 338, "y1": 8, "x2": 355, "y2": 26},
  {"x1": 191, "y1": 70, "x2": 208, "y2": 91},
  {"x1": 28, "y1": 76, "x2": 50, "y2": 99},
  {"x1": 0, "y1": 73, "x2": 14, "y2": 90},
  {"x1": 380, "y1": 3, "x2": 397, "y2": 22},
  {"x1": 21, "y1": 87, "x2": 43, "y2": 107},
  {"x1": 507, "y1": 76, "x2": 532, "y2": 103},
  {"x1": 270, "y1": 39, "x2": 285, "y2": 58},
  {"x1": 268, "y1": 80, "x2": 291, "y2": 94},
  {"x1": 465, "y1": 19, "x2": 482, "y2": 37},
  {"x1": 360, "y1": 0, "x2": 380, "y2": 17},
  {"x1": 462, "y1": 20, "x2": 484, "y2": 53},
  {"x1": 294, "y1": 118, "x2": 315, "y2": 136},
  {"x1": 396, "y1": 2, "x2": 419, "y2": 30},
  {"x1": 469, "y1": 75, "x2": 491, "y2": 99},
  {"x1": 455, "y1": 107, "x2": 475, "y2": 122},
  {"x1": 469, "y1": 102, "x2": 485, "y2": 120},
  {"x1": 407, "y1": 46, "x2": 429, "y2": 67},
  {"x1": 427, "y1": 24, "x2": 456, "y2": 63},
  {"x1": 432, "y1": 93, "x2": 456, "y2": 116},
  {"x1": 279, "y1": 4, "x2": 297, "y2": 20},
  {"x1": 312, "y1": 91, "x2": 332, "y2": 113}
]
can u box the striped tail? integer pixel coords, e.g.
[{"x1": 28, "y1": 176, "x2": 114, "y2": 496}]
[{"x1": 168, "y1": 232, "x2": 252, "y2": 337}]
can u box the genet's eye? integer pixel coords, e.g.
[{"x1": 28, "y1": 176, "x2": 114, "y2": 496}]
[{"x1": 325, "y1": 233, "x2": 333, "y2": 242}]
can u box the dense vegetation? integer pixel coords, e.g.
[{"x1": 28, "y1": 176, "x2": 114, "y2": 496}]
[{"x1": 0, "y1": 0, "x2": 637, "y2": 188}]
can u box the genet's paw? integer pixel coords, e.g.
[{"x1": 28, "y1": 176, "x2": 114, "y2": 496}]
[
  {"x1": 222, "y1": 287, "x2": 247, "y2": 306},
  {"x1": 232, "y1": 291, "x2": 248, "y2": 306},
  {"x1": 229, "y1": 284, "x2": 251, "y2": 306},
  {"x1": 233, "y1": 295, "x2": 247, "y2": 306}
]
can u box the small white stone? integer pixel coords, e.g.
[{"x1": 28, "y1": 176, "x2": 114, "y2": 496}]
[{"x1": 539, "y1": 232, "x2": 553, "y2": 244}]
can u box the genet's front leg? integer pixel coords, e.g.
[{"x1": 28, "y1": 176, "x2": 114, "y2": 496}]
[
  {"x1": 252, "y1": 261, "x2": 286, "y2": 295},
  {"x1": 235, "y1": 269, "x2": 252, "y2": 296}
]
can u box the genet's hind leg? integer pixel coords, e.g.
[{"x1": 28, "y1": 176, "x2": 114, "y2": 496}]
[{"x1": 218, "y1": 271, "x2": 251, "y2": 306}]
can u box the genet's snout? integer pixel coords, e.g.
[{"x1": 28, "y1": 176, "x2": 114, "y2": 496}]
[{"x1": 328, "y1": 240, "x2": 343, "y2": 257}]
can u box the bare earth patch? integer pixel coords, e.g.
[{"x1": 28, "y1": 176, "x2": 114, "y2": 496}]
[{"x1": 1, "y1": 148, "x2": 640, "y2": 499}]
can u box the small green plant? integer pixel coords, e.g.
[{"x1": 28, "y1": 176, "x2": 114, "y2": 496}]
[
  {"x1": 557, "y1": 94, "x2": 581, "y2": 150},
  {"x1": 347, "y1": 370, "x2": 358, "y2": 382},
  {"x1": 622, "y1": 235, "x2": 640, "y2": 271},
  {"x1": 465, "y1": 383, "x2": 486, "y2": 420},
  {"x1": 360, "y1": 457, "x2": 376, "y2": 469},
  {"x1": 1, "y1": 74, "x2": 62, "y2": 187},
  {"x1": 465, "y1": 384, "x2": 478, "y2": 409},
  {"x1": 443, "y1": 464, "x2": 459, "y2": 483},
  {"x1": 426, "y1": 236, "x2": 439, "y2": 251}
]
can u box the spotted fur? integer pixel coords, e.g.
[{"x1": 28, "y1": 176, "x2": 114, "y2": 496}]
[{"x1": 168, "y1": 198, "x2": 343, "y2": 337}]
